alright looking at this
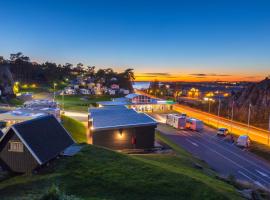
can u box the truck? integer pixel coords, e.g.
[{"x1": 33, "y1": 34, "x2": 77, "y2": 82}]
[
  {"x1": 166, "y1": 114, "x2": 186, "y2": 129},
  {"x1": 186, "y1": 118, "x2": 204, "y2": 131}
]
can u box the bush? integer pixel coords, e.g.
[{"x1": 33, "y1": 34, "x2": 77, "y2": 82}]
[{"x1": 40, "y1": 184, "x2": 82, "y2": 200}]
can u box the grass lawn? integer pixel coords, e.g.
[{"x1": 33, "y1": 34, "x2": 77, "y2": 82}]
[
  {"x1": 56, "y1": 95, "x2": 114, "y2": 112},
  {"x1": 0, "y1": 143, "x2": 242, "y2": 200},
  {"x1": 0, "y1": 98, "x2": 24, "y2": 106},
  {"x1": 62, "y1": 115, "x2": 87, "y2": 143}
]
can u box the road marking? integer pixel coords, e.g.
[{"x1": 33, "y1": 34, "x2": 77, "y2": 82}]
[
  {"x1": 238, "y1": 170, "x2": 255, "y2": 181},
  {"x1": 256, "y1": 170, "x2": 269, "y2": 178},
  {"x1": 238, "y1": 171, "x2": 266, "y2": 189},
  {"x1": 186, "y1": 137, "x2": 270, "y2": 186},
  {"x1": 189, "y1": 129, "x2": 270, "y2": 178},
  {"x1": 158, "y1": 126, "x2": 270, "y2": 185},
  {"x1": 186, "y1": 139, "x2": 199, "y2": 147}
]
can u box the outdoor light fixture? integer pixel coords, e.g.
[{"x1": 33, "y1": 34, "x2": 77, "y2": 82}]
[{"x1": 119, "y1": 129, "x2": 123, "y2": 136}]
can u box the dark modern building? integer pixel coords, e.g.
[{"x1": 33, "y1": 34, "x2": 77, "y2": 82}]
[
  {"x1": 89, "y1": 106, "x2": 157, "y2": 150},
  {"x1": 0, "y1": 115, "x2": 74, "y2": 173}
]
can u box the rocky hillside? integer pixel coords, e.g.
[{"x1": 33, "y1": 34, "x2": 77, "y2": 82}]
[
  {"x1": 232, "y1": 77, "x2": 270, "y2": 128},
  {"x1": 0, "y1": 64, "x2": 14, "y2": 97}
]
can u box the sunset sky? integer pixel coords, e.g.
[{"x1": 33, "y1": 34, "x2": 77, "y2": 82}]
[{"x1": 0, "y1": 0, "x2": 269, "y2": 82}]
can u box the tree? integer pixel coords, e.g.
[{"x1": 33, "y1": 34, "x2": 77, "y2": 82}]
[
  {"x1": 86, "y1": 65, "x2": 95, "y2": 77},
  {"x1": 10, "y1": 52, "x2": 30, "y2": 62},
  {"x1": 118, "y1": 68, "x2": 135, "y2": 91}
]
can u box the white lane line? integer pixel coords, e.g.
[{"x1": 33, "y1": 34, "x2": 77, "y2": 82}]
[
  {"x1": 238, "y1": 170, "x2": 255, "y2": 181},
  {"x1": 191, "y1": 130, "x2": 270, "y2": 178},
  {"x1": 186, "y1": 139, "x2": 199, "y2": 147},
  {"x1": 238, "y1": 171, "x2": 266, "y2": 189},
  {"x1": 187, "y1": 137, "x2": 270, "y2": 186},
  {"x1": 256, "y1": 170, "x2": 269, "y2": 178}
]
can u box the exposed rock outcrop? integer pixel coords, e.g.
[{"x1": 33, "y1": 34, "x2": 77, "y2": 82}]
[
  {"x1": 231, "y1": 77, "x2": 270, "y2": 128},
  {"x1": 0, "y1": 64, "x2": 14, "y2": 97}
]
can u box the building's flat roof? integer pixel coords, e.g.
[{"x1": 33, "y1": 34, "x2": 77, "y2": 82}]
[
  {"x1": 97, "y1": 101, "x2": 130, "y2": 106},
  {"x1": 0, "y1": 108, "x2": 59, "y2": 122},
  {"x1": 89, "y1": 106, "x2": 157, "y2": 131}
]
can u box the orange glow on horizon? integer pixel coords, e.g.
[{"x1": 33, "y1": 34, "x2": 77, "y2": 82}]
[{"x1": 134, "y1": 73, "x2": 265, "y2": 82}]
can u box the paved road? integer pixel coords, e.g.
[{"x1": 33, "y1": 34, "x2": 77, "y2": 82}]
[
  {"x1": 136, "y1": 90, "x2": 270, "y2": 145},
  {"x1": 157, "y1": 123, "x2": 270, "y2": 190}
]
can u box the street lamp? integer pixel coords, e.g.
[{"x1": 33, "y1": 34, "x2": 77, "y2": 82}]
[
  {"x1": 217, "y1": 98, "x2": 221, "y2": 128},
  {"x1": 53, "y1": 83, "x2": 57, "y2": 101},
  {"x1": 230, "y1": 100, "x2": 234, "y2": 133},
  {"x1": 268, "y1": 113, "x2": 270, "y2": 145},
  {"x1": 62, "y1": 92, "x2": 65, "y2": 111},
  {"x1": 247, "y1": 103, "x2": 252, "y2": 136}
]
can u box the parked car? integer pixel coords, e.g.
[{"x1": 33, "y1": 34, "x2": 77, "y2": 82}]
[
  {"x1": 236, "y1": 135, "x2": 251, "y2": 148},
  {"x1": 217, "y1": 128, "x2": 229, "y2": 136}
]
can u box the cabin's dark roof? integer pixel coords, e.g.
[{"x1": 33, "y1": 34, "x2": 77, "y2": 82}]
[
  {"x1": 89, "y1": 106, "x2": 157, "y2": 131},
  {"x1": 11, "y1": 115, "x2": 74, "y2": 164}
]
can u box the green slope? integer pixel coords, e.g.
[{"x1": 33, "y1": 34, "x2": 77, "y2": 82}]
[{"x1": 0, "y1": 144, "x2": 242, "y2": 200}]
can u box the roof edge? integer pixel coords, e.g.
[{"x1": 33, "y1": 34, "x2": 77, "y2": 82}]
[{"x1": 11, "y1": 126, "x2": 43, "y2": 165}]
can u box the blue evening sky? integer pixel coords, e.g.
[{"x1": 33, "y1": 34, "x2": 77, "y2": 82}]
[{"x1": 0, "y1": 0, "x2": 270, "y2": 81}]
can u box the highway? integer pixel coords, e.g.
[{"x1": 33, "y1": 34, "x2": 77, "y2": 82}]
[
  {"x1": 156, "y1": 122, "x2": 270, "y2": 189},
  {"x1": 136, "y1": 90, "x2": 270, "y2": 145}
]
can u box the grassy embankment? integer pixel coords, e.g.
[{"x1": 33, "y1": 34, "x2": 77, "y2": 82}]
[
  {"x1": 61, "y1": 115, "x2": 87, "y2": 143},
  {"x1": 0, "y1": 118, "x2": 242, "y2": 200}
]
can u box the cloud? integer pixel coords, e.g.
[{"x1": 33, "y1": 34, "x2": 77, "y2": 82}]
[
  {"x1": 142, "y1": 73, "x2": 171, "y2": 76},
  {"x1": 189, "y1": 73, "x2": 231, "y2": 77}
]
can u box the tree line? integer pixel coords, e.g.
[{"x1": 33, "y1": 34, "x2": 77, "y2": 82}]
[{"x1": 0, "y1": 52, "x2": 135, "y2": 91}]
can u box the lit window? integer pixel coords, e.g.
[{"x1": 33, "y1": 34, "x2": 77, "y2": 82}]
[{"x1": 8, "y1": 141, "x2": 24, "y2": 152}]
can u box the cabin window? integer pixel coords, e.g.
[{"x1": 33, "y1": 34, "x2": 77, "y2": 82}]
[{"x1": 8, "y1": 141, "x2": 24, "y2": 152}]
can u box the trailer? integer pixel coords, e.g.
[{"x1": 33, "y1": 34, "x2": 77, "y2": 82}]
[
  {"x1": 186, "y1": 118, "x2": 204, "y2": 131},
  {"x1": 166, "y1": 114, "x2": 186, "y2": 129}
]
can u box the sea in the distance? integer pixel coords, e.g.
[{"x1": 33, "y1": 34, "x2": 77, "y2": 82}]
[{"x1": 133, "y1": 81, "x2": 150, "y2": 90}]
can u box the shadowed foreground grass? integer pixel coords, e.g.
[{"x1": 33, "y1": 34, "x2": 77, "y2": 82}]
[{"x1": 0, "y1": 142, "x2": 242, "y2": 200}]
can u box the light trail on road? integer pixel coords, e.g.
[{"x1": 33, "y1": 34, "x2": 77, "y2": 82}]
[{"x1": 136, "y1": 90, "x2": 270, "y2": 145}]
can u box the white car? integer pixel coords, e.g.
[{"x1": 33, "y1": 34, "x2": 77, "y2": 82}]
[
  {"x1": 217, "y1": 128, "x2": 229, "y2": 136},
  {"x1": 236, "y1": 135, "x2": 251, "y2": 148}
]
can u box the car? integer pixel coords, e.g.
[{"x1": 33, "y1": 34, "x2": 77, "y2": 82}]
[
  {"x1": 236, "y1": 135, "x2": 251, "y2": 148},
  {"x1": 217, "y1": 128, "x2": 229, "y2": 136}
]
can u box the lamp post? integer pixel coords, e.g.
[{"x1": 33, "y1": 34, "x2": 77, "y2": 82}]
[
  {"x1": 208, "y1": 98, "x2": 211, "y2": 124},
  {"x1": 53, "y1": 83, "x2": 57, "y2": 101},
  {"x1": 231, "y1": 100, "x2": 234, "y2": 133},
  {"x1": 247, "y1": 103, "x2": 252, "y2": 136},
  {"x1": 62, "y1": 92, "x2": 65, "y2": 111},
  {"x1": 268, "y1": 113, "x2": 270, "y2": 145},
  {"x1": 217, "y1": 98, "x2": 221, "y2": 128}
]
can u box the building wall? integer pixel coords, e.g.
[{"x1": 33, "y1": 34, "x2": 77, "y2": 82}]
[
  {"x1": 91, "y1": 125, "x2": 155, "y2": 150},
  {"x1": 0, "y1": 129, "x2": 39, "y2": 173}
]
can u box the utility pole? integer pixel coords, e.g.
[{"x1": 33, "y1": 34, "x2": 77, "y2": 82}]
[
  {"x1": 217, "y1": 98, "x2": 221, "y2": 128},
  {"x1": 247, "y1": 103, "x2": 252, "y2": 136},
  {"x1": 62, "y1": 92, "x2": 65, "y2": 111},
  {"x1": 208, "y1": 99, "x2": 211, "y2": 113},
  {"x1": 208, "y1": 98, "x2": 211, "y2": 124},
  {"x1": 53, "y1": 83, "x2": 57, "y2": 102},
  {"x1": 231, "y1": 100, "x2": 234, "y2": 133},
  {"x1": 268, "y1": 113, "x2": 270, "y2": 145},
  {"x1": 53, "y1": 83, "x2": 56, "y2": 102}
]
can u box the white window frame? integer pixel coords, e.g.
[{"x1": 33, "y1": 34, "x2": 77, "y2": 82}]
[{"x1": 8, "y1": 141, "x2": 24, "y2": 152}]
